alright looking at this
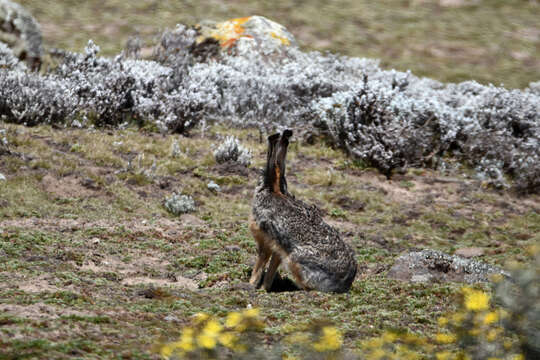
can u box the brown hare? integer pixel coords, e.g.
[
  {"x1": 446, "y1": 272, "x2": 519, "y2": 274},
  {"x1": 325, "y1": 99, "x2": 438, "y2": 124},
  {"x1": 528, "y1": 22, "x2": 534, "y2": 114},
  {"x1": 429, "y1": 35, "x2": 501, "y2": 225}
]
[{"x1": 249, "y1": 130, "x2": 357, "y2": 293}]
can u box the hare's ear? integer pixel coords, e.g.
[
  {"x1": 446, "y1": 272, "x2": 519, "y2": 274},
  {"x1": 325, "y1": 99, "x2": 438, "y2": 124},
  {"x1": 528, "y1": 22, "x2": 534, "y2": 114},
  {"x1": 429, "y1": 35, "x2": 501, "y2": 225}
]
[
  {"x1": 282, "y1": 129, "x2": 293, "y2": 140},
  {"x1": 276, "y1": 130, "x2": 293, "y2": 193},
  {"x1": 276, "y1": 129, "x2": 292, "y2": 164},
  {"x1": 264, "y1": 133, "x2": 281, "y2": 190}
]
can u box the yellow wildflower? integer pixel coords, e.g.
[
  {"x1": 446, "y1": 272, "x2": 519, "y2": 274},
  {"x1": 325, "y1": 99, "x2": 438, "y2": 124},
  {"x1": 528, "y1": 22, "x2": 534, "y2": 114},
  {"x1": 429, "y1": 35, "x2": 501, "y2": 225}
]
[
  {"x1": 243, "y1": 308, "x2": 260, "y2": 318},
  {"x1": 177, "y1": 328, "x2": 195, "y2": 352},
  {"x1": 203, "y1": 319, "x2": 223, "y2": 335},
  {"x1": 486, "y1": 330, "x2": 497, "y2": 342},
  {"x1": 438, "y1": 316, "x2": 449, "y2": 327},
  {"x1": 435, "y1": 333, "x2": 456, "y2": 344},
  {"x1": 197, "y1": 333, "x2": 217, "y2": 349},
  {"x1": 512, "y1": 355, "x2": 524, "y2": 360},
  {"x1": 486, "y1": 327, "x2": 502, "y2": 342},
  {"x1": 368, "y1": 348, "x2": 387, "y2": 360},
  {"x1": 483, "y1": 311, "x2": 499, "y2": 325},
  {"x1": 312, "y1": 326, "x2": 343, "y2": 352},
  {"x1": 196, "y1": 319, "x2": 222, "y2": 349},
  {"x1": 160, "y1": 343, "x2": 174, "y2": 359},
  {"x1": 218, "y1": 331, "x2": 237, "y2": 349},
  {"x1": 463, "y1": 288, "x2": 490, "y2": 311},
  {"x1": 451, "y1": 312, "x2": 465, "y2": 325},
  {"x1": 282, "y1": 354, "x2": 299, "y2": 360},
  {"x1": 225, "y1": 311, "x2": 242, "y2": 328},
  {"x1": 403, "y1": 332, "x2": 426, "y2": 346},
  {"x1": 364, "y1": 337, "x2": 384, "y2": 349},
  {"x1": 382, "y1": 331, "x2": 397, "y2": 343},
  {"x1": 436, "y1": 351, "x2": 452, "y2": 360},
  {"x1": 193, "y1": 312, "x2": 210, "y2": 323}
]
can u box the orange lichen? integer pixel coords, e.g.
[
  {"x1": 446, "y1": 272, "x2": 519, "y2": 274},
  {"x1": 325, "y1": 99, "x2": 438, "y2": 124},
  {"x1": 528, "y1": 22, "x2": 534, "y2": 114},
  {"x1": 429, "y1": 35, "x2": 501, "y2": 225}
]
[
  {"x1": 270, "y1": 32, "x2": 291, "y2": 46},
  {"x1": 210, "y1": 16, "x2": 252, "y2": 49}
]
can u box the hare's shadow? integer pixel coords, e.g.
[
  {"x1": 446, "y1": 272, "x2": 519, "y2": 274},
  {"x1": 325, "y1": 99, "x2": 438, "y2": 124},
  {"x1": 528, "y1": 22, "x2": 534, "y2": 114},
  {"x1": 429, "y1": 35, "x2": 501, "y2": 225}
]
[{"x1": 254, "y1": 271, "x2": 300, "y2": 292}]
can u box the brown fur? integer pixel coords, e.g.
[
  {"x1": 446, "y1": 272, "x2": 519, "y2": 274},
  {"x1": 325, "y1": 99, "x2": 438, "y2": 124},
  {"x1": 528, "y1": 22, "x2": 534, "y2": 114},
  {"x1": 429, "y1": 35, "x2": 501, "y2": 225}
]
[{"x1": 249, "y1": 130, "x2": 357, "y2": 293}]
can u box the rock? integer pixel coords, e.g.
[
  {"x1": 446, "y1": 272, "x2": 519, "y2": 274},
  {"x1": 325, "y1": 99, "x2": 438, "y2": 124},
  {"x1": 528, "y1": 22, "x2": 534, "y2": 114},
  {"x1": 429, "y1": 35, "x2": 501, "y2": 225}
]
[
  {"x1": 0, "y1": 173, "x2": 5, "y2": 181},
  {"x1": 387, "y1": 249, "x2": 509, "y2": 284},
  {"x1": 207, "y1": 180, "x2": 221, "y2": 192},
  {"x1": 164, "y1": 315, "x2": 179, "y2": 322},
  {"x1": 0, "y1": 0, "x2": 43, "y2": 69},
  {"x1": 195, "y1": 15, "x2": 296, "y2": 56},
  {"x1": 454, "y1": 247, "x2": 485, "y2": 258}
]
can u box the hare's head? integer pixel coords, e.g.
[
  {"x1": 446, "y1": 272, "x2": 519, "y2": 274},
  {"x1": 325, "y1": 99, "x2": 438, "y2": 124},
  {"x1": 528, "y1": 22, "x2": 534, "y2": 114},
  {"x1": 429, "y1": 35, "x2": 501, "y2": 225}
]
[{"x1": 263, "y1": 130, "x2": 293, "y2": 195}]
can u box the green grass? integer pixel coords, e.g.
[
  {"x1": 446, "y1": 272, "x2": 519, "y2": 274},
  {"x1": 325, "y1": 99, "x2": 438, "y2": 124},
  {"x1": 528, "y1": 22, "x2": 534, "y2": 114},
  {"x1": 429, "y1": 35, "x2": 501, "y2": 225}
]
[
  {"x1": 0, "y1": 122, "x2": 538, "y2": 358},
  {"x1": 18, "y1": 0, "x2": 540, "y2": 89},
  {"x1": 1, "y1": 3, "x2": 539, "y2": 357}
]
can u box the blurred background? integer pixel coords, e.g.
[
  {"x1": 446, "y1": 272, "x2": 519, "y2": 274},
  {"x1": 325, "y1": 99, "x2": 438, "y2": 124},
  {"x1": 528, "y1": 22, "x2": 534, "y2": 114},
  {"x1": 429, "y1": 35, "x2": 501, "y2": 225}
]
[{"x1": 18, "y1": 0, "x2": 539, "y2": 89}]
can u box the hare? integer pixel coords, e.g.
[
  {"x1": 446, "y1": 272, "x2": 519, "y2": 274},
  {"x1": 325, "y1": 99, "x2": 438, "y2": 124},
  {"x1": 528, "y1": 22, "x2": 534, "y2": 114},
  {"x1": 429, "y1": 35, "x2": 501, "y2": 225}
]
[{"x1": 249, "y1": 130, "x2": 357, "y2": 293}]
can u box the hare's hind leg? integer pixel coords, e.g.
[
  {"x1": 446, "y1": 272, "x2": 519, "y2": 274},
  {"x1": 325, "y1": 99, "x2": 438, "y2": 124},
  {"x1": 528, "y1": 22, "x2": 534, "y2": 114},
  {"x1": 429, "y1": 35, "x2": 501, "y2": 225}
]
[
  {"x1": 263, "y1": 253, "x2": 282, "y2": 291},
  {"x1": 249, "y1": 221, "x2": 272, "y2": 288}
]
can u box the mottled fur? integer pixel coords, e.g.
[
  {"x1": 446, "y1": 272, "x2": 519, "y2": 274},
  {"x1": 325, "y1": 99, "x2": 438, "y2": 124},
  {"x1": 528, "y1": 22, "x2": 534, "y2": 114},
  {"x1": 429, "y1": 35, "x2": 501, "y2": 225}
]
[{"x1": 249, "y1": 130, "x2": 357, "y2": 293}]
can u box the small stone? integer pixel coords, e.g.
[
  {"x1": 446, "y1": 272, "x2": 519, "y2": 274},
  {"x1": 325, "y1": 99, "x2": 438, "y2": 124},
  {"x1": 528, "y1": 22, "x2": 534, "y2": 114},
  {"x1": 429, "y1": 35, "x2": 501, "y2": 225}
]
[
  {"x1": 0, "y1": 173, "x2": 6, "y2": 181},
  {"x1": 454, "y1": 247, "x2": 485, "y2": 258},
  {"x1": 207, "y1": 181, "x2": 221, "y2": 192},
  {"x1": 225, "y1": 245, "x2": 241, "y2": 252},
  {"x1": 164, "y1": 315, "x2": 179, "y2": 322},
  {"x1": 91, "y1": 238, "x2": 100, "y2": 245},
  {"x1": 411, "y1": 274, "x2": 432, "y2": 283}
]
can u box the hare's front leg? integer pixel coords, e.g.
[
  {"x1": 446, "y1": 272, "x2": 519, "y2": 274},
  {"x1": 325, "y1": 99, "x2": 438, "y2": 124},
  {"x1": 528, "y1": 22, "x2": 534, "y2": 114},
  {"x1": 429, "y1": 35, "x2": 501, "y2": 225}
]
[
  {"x1": 263, "y1": 253, "x2": 282, "y2": 291},
  {"x1": 249, "y1": 221, "x2": 272, "y2": 288}
]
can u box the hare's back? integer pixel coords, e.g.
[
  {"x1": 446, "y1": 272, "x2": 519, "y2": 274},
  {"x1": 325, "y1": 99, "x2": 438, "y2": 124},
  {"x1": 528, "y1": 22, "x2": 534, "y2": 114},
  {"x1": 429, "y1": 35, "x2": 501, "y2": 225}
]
[{"x1": 253, "y1": 192, "x2": 357, "y2": 291}]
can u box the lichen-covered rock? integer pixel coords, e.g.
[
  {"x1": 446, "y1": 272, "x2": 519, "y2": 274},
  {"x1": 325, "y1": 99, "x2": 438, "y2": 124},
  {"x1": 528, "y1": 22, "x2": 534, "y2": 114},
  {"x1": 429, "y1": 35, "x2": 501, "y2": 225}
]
[
  {"x1": 387, "y1": 249, "x2": 509, "y2": 284},
  {"x1": 0, "y1": 0, "x2": 42, "y2": 69},
  {"x1": 195, "y1": 15, "x2": 296, "y2": 56}
]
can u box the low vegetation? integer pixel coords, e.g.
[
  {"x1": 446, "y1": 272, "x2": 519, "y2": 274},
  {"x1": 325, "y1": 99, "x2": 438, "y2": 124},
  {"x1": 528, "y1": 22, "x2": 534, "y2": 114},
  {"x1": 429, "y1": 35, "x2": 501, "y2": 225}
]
[
  {"x1": 1, "y1": 1, "x2": 539, "y2": 359},
  {"x1": 0, "y1": 123, "x2": 538, "y2": 359}
]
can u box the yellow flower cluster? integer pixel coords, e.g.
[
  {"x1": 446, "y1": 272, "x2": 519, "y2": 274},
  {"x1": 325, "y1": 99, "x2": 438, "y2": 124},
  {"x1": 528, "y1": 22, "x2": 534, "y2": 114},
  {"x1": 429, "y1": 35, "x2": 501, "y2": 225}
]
[
  {"x1": 158, "y1": 285, "x2": 527, "y2": 360},
  {"x1": 462, "y1": 287, "x2": 490, "y2": 311},
  {"x1": 159, "y1": 308, "x2": 263, "y2": 359},
  {"x1": 431, "y1": 287, "x2": 523, "y2": 360},
  {"x1": 312, "y1": 326, "x2": 343, "y2": 352},
  {"x1": 356, "y1": 286, "x2": 525, "y2": 360},
  {"x1": 360, "y1": 330, "x2": 427, "y2": 360}
]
